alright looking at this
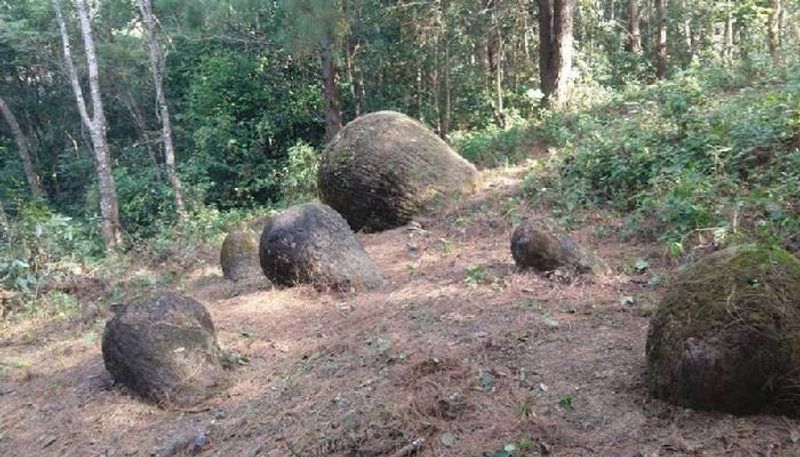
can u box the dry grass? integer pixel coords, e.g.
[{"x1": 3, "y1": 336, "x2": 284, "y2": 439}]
[{"x1": 1, "y1": 166, "x2": 800, "y2": 456}]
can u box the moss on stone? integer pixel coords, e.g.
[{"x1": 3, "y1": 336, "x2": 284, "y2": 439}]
[
  {"x1": 318, "y1": 111, "x2": 480, "y2": 232},
  {"x1": 220, "y1": 229, "x2": 259, "y2": 281},
  {"x1": 646, "y1": 244, "x2": 800, "y2": 415}
]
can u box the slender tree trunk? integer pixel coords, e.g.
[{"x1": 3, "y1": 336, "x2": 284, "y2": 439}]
[
  {"x1": 682, "y1": 0, "x2": 693, "y2": 61},
  {"x1": 724, "y1": 0, "x2": 734, "y2": 63},
  {"x1": 626, "y1": 0, "x2": 642, "y2": 53},
  {"x1": 539, "y1": 0, "x2": 576, "y2": 109},
  {"x1": 655, "y1": 0, "x2": 668, "y2": 78},
  {"x1": 136, "y1": 0, "x2": 187, "y2": 219},
  {"x1": 489, "y1": 0, "x2": 505, "y2": 126},
  {"x1": 343, "y1": 0, "x2": 360, "y2": 116},
  {"x1": 53, "y1": 0, "x2": 122, "y2": 249},
  {"x1": 0, "y1": 96, "x2": 46, "y2": 197},
  {"x1": 121, "y1": 86, "x2": 160, "y2": 173},
  {"x1": 768, "y1": 0, "x2": 782, "y2": 61},
  {"x1": 320, "y1": 35, "x2": 342, "y2": 141},
  {"x1": 439, "y1": 0, "x2": 452, "y2": 136},
  {"x1": 345, "y1": 42, "x2": 360, "y2": 116},
  {"x1": 538, "y1": 0, "x2": 555, "y2": 97}
]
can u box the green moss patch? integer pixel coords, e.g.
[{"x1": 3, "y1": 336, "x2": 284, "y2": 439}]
[{"x1": 646, "y1": 245, "x2": 800, "y2": 415}]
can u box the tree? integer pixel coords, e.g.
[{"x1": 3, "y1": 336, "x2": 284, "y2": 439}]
[
  {"x1": 488, "y1": 0, "x2": 505, "y2": 127},
  {"x1": 655, "y1": 0, "x2": 669, "y2": 78},
  {"x1": 439, "y1": 0, "x2": 453, "y2": 135},
  {"x1": 136, "y1": 0, "x2": 187, "y2": 219},
  {"x1": 768, "y1": 0, "x2": 783, "y2": 61},
  {"x1": 626, "y1": 0, "x2": 642, "y2": 53},
  {"x1": 53, "y1": 0, "x2": 122, "y2": 248},
  {"x1": 538, "y1": 0, "x2": 577, "y2": 109},
  {"x1": 280, "y1": 0, "x2": 345, "y2": 141},
  {"x1": 724, "y1": 0, "x2": 734, "y2": 63},
  {"x1": 0, "y1": 95, "x2": 45, "y2": 197}
]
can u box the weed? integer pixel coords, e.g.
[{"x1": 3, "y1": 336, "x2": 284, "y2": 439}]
[
  {"x1": 464, "y1": 264, "x2": 490, "y2": 288},
  {"x1": 516, "y1": 394, "x2": 536, "y2": 419}
]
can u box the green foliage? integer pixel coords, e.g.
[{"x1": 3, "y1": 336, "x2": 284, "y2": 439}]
[
  {"x1": 0, "y1": 201, "x2": 103, "y2": 297},
  {"x1": 277, "y1": 0, "x2": 348, "y2": 54},
  {"x1": 464, "y1": 264, "x2": 490, "y2": 288},
  {"x1": 530, "y1": 64, "x2": 800, "y2": 248},
  {"x1": 113, "y1": 152, "x2": 178, "y2": 239},
  {"x1": 180, "y1": 51, "x2": 324, "y2": 208},
  {"x1": 275, "y1": 140, "x2": 319, "y2": 203},
  {"x1": 450, "y1": 121, "x2": 537, "y2": 168}
]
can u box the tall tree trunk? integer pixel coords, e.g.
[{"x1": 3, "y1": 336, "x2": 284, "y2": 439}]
[
  {"x1": 136, "y1": 0, "x2": 187, "y2": 219},
  {"x1": 626, "y1": 0, "x2": 642, "y2": 53},
  {"x1": 777, "y1": 4, "x2": 784, "y2": 50},
  {"x1": 121, "y1": 86, "x2": 160, "y2": 173},
  {"x1": 538, "y1": 0, "x2": 576, "y2": 109},
  {"x1": 0, "y1": 96, "x2": 46, "y2": 197},
  {"x1": 682, "y1": 0, "x2": 693, "y2": 61},
  {"x1": 768, "y1": 0, "x2": 782, "y2": 61},
  {"x1": 489, "y1": 0, "x2": 505, "y2": 126},
  {"x1": 439, "y1": 0, "x2": 452, "y2": 136},
  {"x1": 345, "y1": 42, "x2": 360, "y2": 116},
  {"x1": 724, "y1": 0, "x2": 734, "y2": 63},
  {"x1": 538, "y1": 0, "x2": 554, "y2": 97},
  {"x1": 655, "y1": 0, "x2": 668, "y2": 78},
  {"x1": 320, "y1": 35, "x2": 342, "y2": 141},
  {"x1": 53, "y1": 0, "x2": 122, "y2": 249}
]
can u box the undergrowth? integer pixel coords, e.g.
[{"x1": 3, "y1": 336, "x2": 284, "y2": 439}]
[{"x1": 456, "y1": 61, "x2": 800, "y2": 255}]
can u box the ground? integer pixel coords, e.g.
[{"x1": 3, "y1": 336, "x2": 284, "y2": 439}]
[{"x1": 2, "y1": 166, "x2": 800, "y2": 457}]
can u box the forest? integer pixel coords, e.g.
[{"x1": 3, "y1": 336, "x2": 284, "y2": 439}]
[{"x1": 2, "y1": 0, "x2": 800, "y2": 456}]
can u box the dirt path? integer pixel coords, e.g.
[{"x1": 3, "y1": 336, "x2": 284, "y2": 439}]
[{"x1": 1, "y1": 167, "x2": 799, "y2": 456}]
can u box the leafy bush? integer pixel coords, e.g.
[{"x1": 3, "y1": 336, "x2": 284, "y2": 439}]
[
  {"x1": 274, "y1": 140, "x2": 319, "y2": 203},
  {"x1": 113, "y1": 152, "x2": 179, "y2": 240},
  {"x1": 544, "y1": 64, "x2": 800, "y2": 248},
  {"x1": 0, "y1": 202, "x2": 103, "y2": 296},
  {"x1": 180, "y1": 52, "x2": 324, "y2": 209},
  {"x1": 451, "y1": 120, "x2": 539, "y2": 168}
]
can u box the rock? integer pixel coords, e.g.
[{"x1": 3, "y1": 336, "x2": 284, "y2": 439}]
[
  {"x1": 157, "y1": 429, "x2": 208, "y2": 457},
  {"x1": 511, "y1": 217, "x2": 608, "y2": 275},
  {"x1": 220, "y1": 229, "x2": 260, "y2": 282},
  {"x1": 259, "y1": 202, "x2": 384, "y2": 291},
  {"x1": 646, "y1": 245, "x2": 800, "y2": 415},
  {"x1": 102, "y1": 294, "x2": 228, "y2": 408},
  {"x1": 318, "y1": 111, "x2": 479, "y2": 232}
]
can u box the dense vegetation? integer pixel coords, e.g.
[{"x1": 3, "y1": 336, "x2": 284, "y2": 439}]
[{"x1": 1, "y1": 0, "x2": 799, "y2": 312}]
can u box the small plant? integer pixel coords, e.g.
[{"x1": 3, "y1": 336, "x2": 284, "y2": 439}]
[
  {"x1": 516, "y1": 394, "x2": 536, "y2": 419},
  {"x1": 464, "y1": 264, "x2": 490, "y2": 288},
  {"x1": 438, "y1": 238, "x2": 455, "y2": 254}
]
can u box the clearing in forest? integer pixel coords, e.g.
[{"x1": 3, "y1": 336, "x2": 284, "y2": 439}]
[{"x1": 1, "y1": 166, "x2": 799, "y2": 457}]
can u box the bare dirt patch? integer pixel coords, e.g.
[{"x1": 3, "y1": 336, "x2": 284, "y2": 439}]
[{"x1": 2, "y1": 167, "x2": 800, "y2": 456}]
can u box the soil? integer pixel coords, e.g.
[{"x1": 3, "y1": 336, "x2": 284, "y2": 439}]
[{"x1": 2, "y1": 166, "x2": 800, "y2": 457}]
